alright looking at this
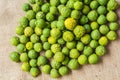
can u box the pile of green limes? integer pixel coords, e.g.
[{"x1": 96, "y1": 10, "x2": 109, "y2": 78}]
[{"x1": 10, "y1": 0, "x2": 119, "y2": 78}]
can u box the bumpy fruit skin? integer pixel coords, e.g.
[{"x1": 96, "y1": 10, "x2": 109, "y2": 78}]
[
  {"x1": 69, "y1": 49, "x2": 80, "y2": 59},
  {"x1": 82, "y1": 5, "x2": 90, "y2": 14},
  {"x1": 30, "y1": 19, "x2": 36, "y2": 28},
  {"x1": 78, "y1": 55, "x2": 88, "y2": 65},
  {"x1": 35, "y1": 0, "x2": 44, "y2": 5},
  {"x1": 59, "y1": 66, "x2": 69, "y2": 76},
  {"x1": 20, "y1": 17, "x2": 29, "y2": 27},
  {"x1": 54, "y1": 52, "x2": 65, "y2": 62},
  {"x1": 29, "y1": 0, "x2": 35, "y2": 4},
  {"x1": 83, "y1": 46, "x2": 93, "y2": 56},
  {"x1": 16, "y1": 26, "x2": 24, "y2": 35},
  {"x1": 20, "y1": 35, "x2": 29, "y2": 44},
  {"x1": 106, "y1": 11, "x2": 117, "y2": 22},
  {"x1": 63, "y1": 31, "x2": 74, "y2": 42},
  {"x1": 46, "y1": 12, "x2": 55, "y2": 21},
  {"x1": 34, "y1": 43, "x2": 43, "y2": 52},
  {"x1": 30, "y1": 67, "x2": 40, "y2": 77},
  {"x1": 65, "y1": 18, "x2": 77, "y2": 30},
  {"x1": 26, "y1": 42, "x2": 33, "y2": 50},
  {"x1": 22, "y1": 3, "x2": 31, "y2": 12},
  {"x1": 90, "y1": 22, "x2": 99, "y2": 30},
  {"x1": 89, "y1": 40, "x2": 98, "y2": 49},
  {"x1": 51, "y1": 44, "x2": 61, "y2": 54},
  {"x1": 99, "y1": 25, "x2": 109, "y2": 35},
  {"x1": 37, "y1": 55, "x2": 48, "y2": 66},
  {"x1": 81, "y1": 34, "x2": 91, "y2": 44},
  {"x1": 80, "y1": 15, "x2": 88, "y2": 25},
  {"x1": 50, "y1": 28, "x2": 61, "y2": 39},
  {"x1": 9, "y1": 0, "x2": 119, "y2": 78},
  {"x1": 43, "y1": 42, "x2": 51, "y2": 50},
  {"x1": 66, "y1": 41, "x2": 76, "y2": 49},
  {"x1": 62, "y1": 47, "x2": 69, "y2": 55},
  {"x1": 10, "y1": 51, "x2": 20, "y2": 62},
  {"x1": 35, "y1": 27, "x2": 42, "y2": 36},
  {"x1": 24, "y1": 27, "x2": 33, "y2": 37},
  {"x1": 58, "y1": 5, "x2": 65, "y2": 13},
  {"x1": 29, "y1": 59, "x2": 37, "y2": 67},
  {"x1": 97, "y1": 6, "x2": 107, "y2": 15},
  {"x1": 36, "y1": 11, "x2": 46, "y2": 20},
  {"x1": 50, "y1": 6, "x2": 58, "y2": 14},
  {"x1": 97, "y1": 15, "x2": 107, "y2": 25},
  {"x1": 46, "y1": 22, "x2": 51, "y2": 28},
  {"x1": 74, "y1": 1, "x2": 83, "y2": 10},
  {"x1": 57, "y1": 20, "x2": 65, "y2": 30},
  {"x1": 73, "y1": 25, "x2": 86, "y2": 39},
  {"x1": 43, "y1": 28, "x2": 50, "y2": 37},
  {"x1": 45, "y1": 50, "x2": 53, "y2": 58},
  {"x1": 48, "y1": 36, "x2": 56, "y2": 44},
  {"x1": 10, "y1": 36, "x2": 20, "y2": 46},
  {"x1": 88, "y1": 54, "x2": 99, "y2": 64},
  {"x1": 17, "y1": 44, "x2": 26, "y2": 53},
  {"x1": 50, "y1": 0, "x2": 60, "y2": 6},
  {"x1": 90, "y1": 0, "x2": 99, "y2": 9},
  {"x1": 84, "y1": 24, "x2": 91, "y2": 33},
  {"x1": 107, "y1": 31, "x2": 117, "y2": 41},
  {"x1": 21, "y1": 62, "x2": 30, "y2": 72},
  {"x1": 36, "y1": 19, "x2": 46, "y2": 28},
  {"x1": 26, "y1": 10, "x2": 36, "y2": 20},
  {"x1": 68, "y1": 59, "x2": 79, "y2": 70},
  {"x1": 60, "y1": 6, "x2": 71, "y2": 17},
  {"x1": 50, "y1": 69, "x2": 60, "y2": 78},
  {"x1": 91, "y1": 29, "x2": 101, "y2": 40},
  {"x1": 107, "y1": 0, "x2": 118, "y2": 11},
  {"x1": 40, "y1": 35, "x2": 47, "y2": 42},
  {"x1": 41, "y1": 64, "x2": 51, "y2": 74},
  {"x1": 51, "y1": 60, "x2": 61, "y2": 69},
  {"x1": 32, "y1": 4, "x2": 40, "y2": 12},
  {"x1": 20, "y1": 53, "x2": 29, "y2": 62},
  {"x1": 57, "y1": 38, "x2": 65, "y2": 45},
  {"x1": 99, "y1": 36, "x2": 108, "y2": 46},
  {"x1": 98, "y1": 0, "x2": 108, "y2": 6},
  {"x1": 60, "y1": 0, "x2": 67, "y2": 4},
  {"x1": 30, "y1": 34, "x2": 39, "y2": 43},
  {"x1": 109, "y1": 22, "x2": 119, "y2": 31},
  {"x1": 84, "y1": 0, "x2": 91, "y2": 4},
  {"x1": 76, "y1": 42, "x2": 84, "y2": 51},
  {"x1": 51, "y1": 21, "x2": 57, "y2": 28},
  {"x1": 28, "y1": 50, "x2": 38, "y2": 59},
  {"x1": 71, "y1": 10, "x2": 80, "y2": 19},
  {"x1": 62, "y1": 57, "x2": 69, "y2": 65},
  {"x1": 95, "y1": 46, "x2": 106, "y2": 56},
  {"x1": 66, "y1": 0, "x2": 74, "y2": 9},
  {"x1": 41, "y1": 3, "x2": 50, "y2": 13},
  {"x1": 87, "y1": 10, "x2": 98, "y2": 21}
]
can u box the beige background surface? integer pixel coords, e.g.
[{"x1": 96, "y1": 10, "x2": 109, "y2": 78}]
[{"x1": 0, "y1": 0, "x2": 120, "y2": 80}]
